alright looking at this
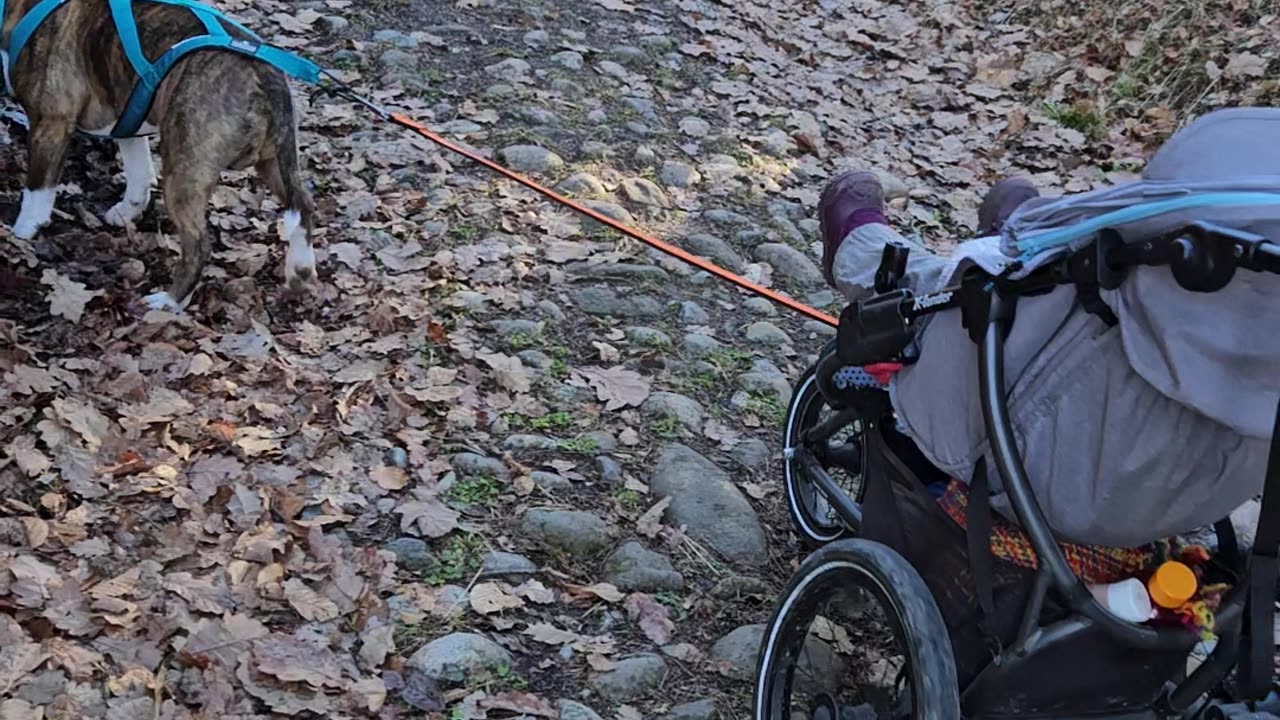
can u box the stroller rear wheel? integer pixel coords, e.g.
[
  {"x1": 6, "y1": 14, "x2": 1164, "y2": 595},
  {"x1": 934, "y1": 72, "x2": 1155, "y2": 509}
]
[
  {"x1": 754, "y1": 539, "x2": 959, "y2": 720},
  {"x1": 784, "y1": 357, "x2": 866, "y2": 544}
]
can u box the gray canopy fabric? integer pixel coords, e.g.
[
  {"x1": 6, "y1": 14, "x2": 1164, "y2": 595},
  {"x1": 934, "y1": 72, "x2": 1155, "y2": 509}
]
[{"x1": 837, "y1": 107, "x2": 1280, "y2": 547}]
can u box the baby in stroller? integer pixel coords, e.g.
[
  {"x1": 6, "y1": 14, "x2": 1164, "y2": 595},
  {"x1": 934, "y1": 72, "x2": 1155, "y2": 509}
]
[
  {"x1": 759, "y1": 107, "x2": 1280, "y2": 719},
  {"x1": 818, "y1": 111, "x2": 1279, "y2": 550}
]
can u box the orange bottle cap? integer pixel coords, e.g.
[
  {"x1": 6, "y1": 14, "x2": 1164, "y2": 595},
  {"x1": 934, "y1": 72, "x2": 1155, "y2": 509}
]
[{"x1": 1148, "y1": 561, "x2": 1197, "y2": 609}]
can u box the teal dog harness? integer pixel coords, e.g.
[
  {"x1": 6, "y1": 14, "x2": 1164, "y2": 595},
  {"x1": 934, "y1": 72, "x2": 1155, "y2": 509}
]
[{"x1": 1, "y1": 0, "x2": 321, "y2": 138}]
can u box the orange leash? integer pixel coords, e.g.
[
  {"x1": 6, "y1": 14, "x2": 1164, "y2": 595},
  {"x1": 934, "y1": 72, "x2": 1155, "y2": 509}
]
[{"x1": 387, "y1": 112, "x2": 839, "y2": 328}]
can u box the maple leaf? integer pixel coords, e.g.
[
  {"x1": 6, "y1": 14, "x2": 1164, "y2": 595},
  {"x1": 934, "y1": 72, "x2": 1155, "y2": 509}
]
[
  {"x1": 252, "y1": 635, "x2": 345, "y2": 688},
  {"x1": 625, "y1": 593, "x2": 675, "y2": 645},
  {"x1": 283, "y1": 579, "x2": 341, "y2": 622},
  {"x1": 569, "y1": 366, "x2": 651, "y2": 411},
  {"x1": 40, "y1": 270, "x2": 102, "y2": 324},
  {"x1": 6, "y1": 436, "x2": 50, "y2": 477},
  {"x1": 477, "y1": 352, "x2": 532, "y2": 393},
  {"x1": 395, "y1": 498, "x2": 460, "y2": 538},
  {"x1": 0, "y1": 643, "x2": 48, "y2": 695},
  {"x1": 469, "y1": 582, "x2": 526, "y2": 614}
]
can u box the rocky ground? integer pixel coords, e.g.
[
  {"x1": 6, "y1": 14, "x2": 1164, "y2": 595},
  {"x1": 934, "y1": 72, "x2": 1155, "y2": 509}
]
[{"x1": 1, "y1": 0, "x2": 1275, "y2": 718}]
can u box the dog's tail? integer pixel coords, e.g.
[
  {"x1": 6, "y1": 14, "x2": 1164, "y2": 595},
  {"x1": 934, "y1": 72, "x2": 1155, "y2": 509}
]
[{"x1": 259, "y1": 68, "x2": 317, "y2": 287}]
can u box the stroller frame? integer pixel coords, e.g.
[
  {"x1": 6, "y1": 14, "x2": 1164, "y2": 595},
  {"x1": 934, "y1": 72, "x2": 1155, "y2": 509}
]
[{"x1": 773, "y1": 221, "x2": 1280, "y2": 718}]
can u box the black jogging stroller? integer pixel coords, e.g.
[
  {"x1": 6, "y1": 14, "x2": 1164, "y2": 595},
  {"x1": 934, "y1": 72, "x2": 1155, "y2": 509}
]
[{"x1": 755, "y1": 109, "x2": 1280, "y2": 720}]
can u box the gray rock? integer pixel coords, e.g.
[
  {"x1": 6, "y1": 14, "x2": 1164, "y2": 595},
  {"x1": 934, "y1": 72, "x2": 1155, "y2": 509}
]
[
  {"x1": 598, "y1": 60, "x2": 629, "y2": 79},
  {"x1": 633, "y1": 145, "x2": 658, "y2": 167},
  {"x1": 682, "y1": 333, "x2": 724, "y2": 357},
  {"x1": 385, "y1": 447, "x2": 410, "y2": 468},
  {"x1": 641, "y1": 392, "x2": 705, "y2": 429},
  {"x1": 804, "y1": 320, "x2": 837, "y2": 338},
  {"x1": 585, "y1": 431, "x2": 619, "y2": 453},
  {"x1": 610, "y1": 45, "x2": 650, "y2": 66},
  {"x1": 596, "y1": 456, "x2": 624, "y2": 485},
  {"x1": 330, "y1": 49, "x2": 361, "y2": 67},
  {"x1": 503, "y1": 434, "x2": 560, "y2": 451},
  {"x1": 407, "y1": 633, "x2": 513, "y2": 684},
  {"x1": 650, "y1": 445, "x2": 767, "y2": 564},
  {"x1": 604, "y1": 541, "x2": 684, "y2": 591},
  {"x1": 638, "y1": 35, "x2": 673, "y2": 51},
  {"x1": 438, "y1": 119, "x2": 484, "y2": 134},
  {"x1": 581, "y1": 200, "x2": 635, "y2": 224},
  {"x1": 738, "y1": 370, "x2": 792, "y2": 405},
  {"x1": 452, "y1": 453, "x2": 511, "y2": 480},
  {"x1": 490, "y1": 319, "x2": 543, "y2": 337},
  {"x1": 522, "y1": 508, "x2": 611, "y2": 556},
  {"x1": 559, "y1": 700, "x2": 605, "y2": 720},
  {"x1": 518, "y1": 350, "x2": 553, "y2": 369},
  {"x1": 683, "y1": 233, "x2": 743, "y2": 272},
  {"x1": 485, "y1": 57, "x2": 532, "y2": 77},
  {"x1": 705, "y1": 208, "x2": 750, "y2": 226},
  {"x1": 621, "y1": 178, "x2": 670, "y2": 208},
  {"x1": 531, "y1": 471, "x2": 572, "y2": 492},
  {"x1": 680, "y1": 301, "x2": 710, "y2": 325},
  {"x1": 710, "y1": 575, "x2": 771, "y2": 599},
  {"x1": 565, "y1": 262, "x2": 669, "y2": 282},
  {"x1": 586, "y1": 109, "x2": 608, "y2": 123},
  {"x1": 556, "y1": 172, "x2": 608, "y2": 198},
  {"x1": 660, "y1": 161, "x2": 701, "y2": 189},
  {"x1": 550, "y1": 50, "x2": 584, "y2": 70},
  {"x1": 623, "y1": 97, "x2": 659, "y2": 119},
  {"x1": 378, "y1": 49, "x2": 418, "y2": 70},
  {"x1": 581, "y1": 141, "x2": 609, "y2": 158},
  {"x1": 665, "y1": 699, "x2": 717, "y2": 720},
  {"x1": 550, "y1": 79, "x2": 585, "y2": 98},
  {"x1": 319, "y1": 15, "x2": 350, "y2": 33},
  {"x1": 806, "y1": 289, "x2": 838, "y2": 308},
  {"x1": 761, "y1": 127, "x2": 797, "y2": 157},
  {"x1": 625, "y1": 121, "x2": 651, "y2": 137},
  {"x1": 373, "y1": 29, "x2": 417, "y2": 48},
  {"x1": 498, "y1": 145, "x2": 565, "y2": 174},
  {"x1": 479, "y1": 551, "x2": 538, "y2": 581},
  {"x1": 573, "y1": 288, "x2": 662, "y2": 318},
  {"x1": 626, "y1": 326, "x2": 672, "y2": 347},
  {"x1": 755, "y1": 243, "x2": 823, "y2": 286},
  {"x1": 484, "y1": 83, "x2": 515, "y2": 99},
  {"x1": 731, "y1": 437, "x2": 772, "y2": 470},
  {"x1": 745, "y1": 321, "x2": 792, "y2": 346},
  {"x1": 523, "y1": 29, "x2": 550, "y2": 46},
  {"x1": 537, "y1": 300, "x2": 567, "y2": 320},
  {"x1": 679, "y1": 116, "x2": 711, "y2": 137},
  {"x1": 744, "y1": 296, "x2": 777, "y2": 315},
  {"x1": 516, "y1": 106, "x2": 559, "y2": 125},
  {"x1": 712, "y1": 625, "x2": 843, "y2": 684},
  {"x1": 384, "y1": 537, "x2": 437, "y2": 574},
  {"x1": 589, "y1": 654, "x2": 668, "y2": 701}
]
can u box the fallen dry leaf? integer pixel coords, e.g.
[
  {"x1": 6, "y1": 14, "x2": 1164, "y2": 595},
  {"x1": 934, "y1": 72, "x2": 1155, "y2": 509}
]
[
  {"x1": 283, "y1": 579, "x2": 341, "y2": 622},
  {"x1": 636, "y1": 497, "x2": 671, "y2": 537},
  {"x1": 469, "y1": 582, "x2": 525, "y2": 614},
  {"x1": 570, "y1": 366, "x2": 651, "y2": 411},
  {"x1": 625, "y1": 593, "x2": 675, "y2": 645},
  {"x1": 40, "y1": 270, "x2": 102, "y2": 324}
]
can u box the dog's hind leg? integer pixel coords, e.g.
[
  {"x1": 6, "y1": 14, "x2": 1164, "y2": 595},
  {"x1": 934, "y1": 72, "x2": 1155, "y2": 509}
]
[
  {"x1": 257, "y1": 154, "x2": 316, "y2": 292},
  {"x1": 13, "y1": 113, "x2": 74, "y2": 239},
  {"x1": 104, "y1": 137, "x2": 156, "y2": 227},
  {"x1": 145, "y1": 158, "x2": 218, "y2": 313}
]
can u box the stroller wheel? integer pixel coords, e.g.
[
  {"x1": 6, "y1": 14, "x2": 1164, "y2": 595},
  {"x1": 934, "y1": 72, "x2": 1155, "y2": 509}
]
[
  {"x1": 784, "y1": 359, "x2": 865, "y2": 544},
  {"x1": 754, "y1": 539, "x2": 959, "y2": 720}
]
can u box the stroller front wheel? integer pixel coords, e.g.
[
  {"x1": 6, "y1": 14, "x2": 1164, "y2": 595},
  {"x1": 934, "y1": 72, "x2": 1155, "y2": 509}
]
[
  {"x1": 784, "y1": 358, "x2": 866, "y2": 544},
  {"x1": 754, "y1": 539, "x2": 960, "y2": 720}
]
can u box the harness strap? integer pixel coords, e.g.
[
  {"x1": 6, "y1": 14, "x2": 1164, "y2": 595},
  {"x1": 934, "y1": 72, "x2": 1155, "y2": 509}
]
[
  {"x1": 112, "y1": 33, "x2": 320, "y2": 138},
  {"x1": 6, "y1": 0, "x2": 71, "y2": 71}
]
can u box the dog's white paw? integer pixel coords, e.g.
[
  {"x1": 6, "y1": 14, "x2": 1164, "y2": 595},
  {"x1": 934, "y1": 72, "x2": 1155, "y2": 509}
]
[
  {"x1": 11, "y1": 218, "x2": 41, "y2": 240},
  {"x1": 105, "y1": 200, "x2": 144, "y2": 227},
  {"x1": 142, "y1": 292, "x2": 184, "y2": 314},
  {"x1": 284, "y1": 241, "x2": 317, "y2": 291}
]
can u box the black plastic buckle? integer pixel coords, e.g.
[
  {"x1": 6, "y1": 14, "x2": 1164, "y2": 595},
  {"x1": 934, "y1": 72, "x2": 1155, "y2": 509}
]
[
  {"x1": 835, "y1": 290, "x2": 913, "y2": 366},
  {"x1": 874, "y1": 242, "x2": 911, "y2": 294}
]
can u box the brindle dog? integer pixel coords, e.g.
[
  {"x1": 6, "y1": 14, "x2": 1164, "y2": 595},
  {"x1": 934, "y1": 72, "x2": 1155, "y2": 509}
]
[{"x1": 2, "y1": 0, "x2": 318, "y2": 311}]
